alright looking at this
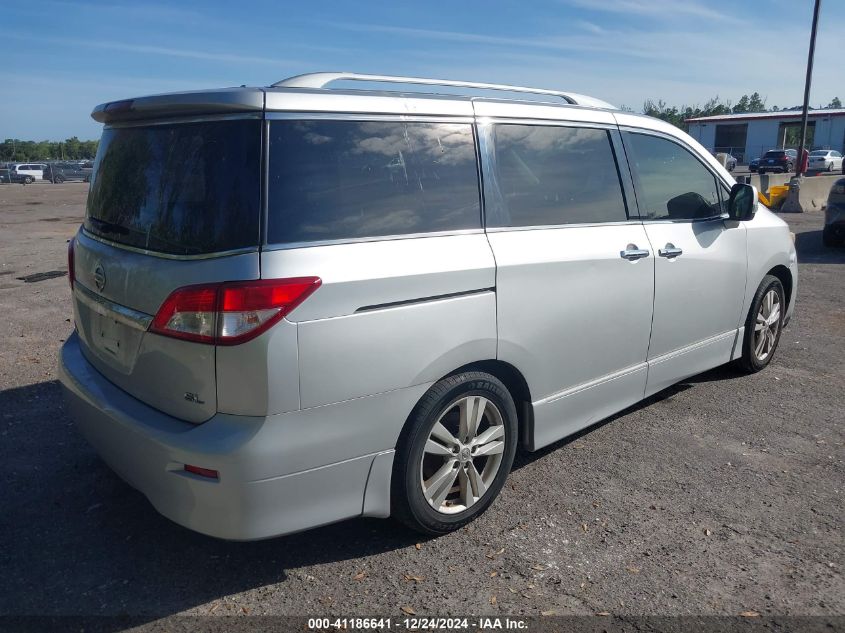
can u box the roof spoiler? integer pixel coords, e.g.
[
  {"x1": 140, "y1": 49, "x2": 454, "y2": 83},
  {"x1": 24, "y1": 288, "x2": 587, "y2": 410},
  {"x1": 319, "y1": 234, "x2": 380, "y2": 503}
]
[{"x1": 91, "y1": 87, "x2": 264, "y2": 124}]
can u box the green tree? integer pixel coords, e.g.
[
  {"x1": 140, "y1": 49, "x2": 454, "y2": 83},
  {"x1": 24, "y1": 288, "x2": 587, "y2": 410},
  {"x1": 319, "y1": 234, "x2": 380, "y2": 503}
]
[
  {"x1": 640, "y1": 92, "x2": 778, "y2": 130},
  {"x1": 643, "y1": 99, "x2": 684, "y2": 128},
  {"x1": 828, "y1": 97, "x2": 842, "y2": 109},
  {"x1": 701, "y1": 96, "x2": 732, "y2": 117},
  {"x1": 747, "y1": 92, "x2": 766, "y2": 112},
  {"x1": 733, "y1": 95, "x2": 751, "y2": 113},
  {"x1": 0, "y1": 137, "x2": 98, "y2": 161}
]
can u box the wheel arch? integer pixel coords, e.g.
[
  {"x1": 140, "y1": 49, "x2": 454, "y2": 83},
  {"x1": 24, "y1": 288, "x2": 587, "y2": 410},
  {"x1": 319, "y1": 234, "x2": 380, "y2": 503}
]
[
  {"x1": 445, "y1": 359, "x2": 535, "y2": 450},
  {"x1": 766, "y1": 264, "x2": 793, "y2": 309}
]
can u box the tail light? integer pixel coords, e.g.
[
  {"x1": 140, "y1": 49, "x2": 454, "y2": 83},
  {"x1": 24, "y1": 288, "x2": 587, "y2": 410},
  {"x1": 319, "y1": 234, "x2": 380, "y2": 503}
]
[
  {"x1": 67, "y1": 238, "x2": 75, "y2": 290},
  {"x1": 150, "y1": 277, "x2": 321, "y2": 345}
]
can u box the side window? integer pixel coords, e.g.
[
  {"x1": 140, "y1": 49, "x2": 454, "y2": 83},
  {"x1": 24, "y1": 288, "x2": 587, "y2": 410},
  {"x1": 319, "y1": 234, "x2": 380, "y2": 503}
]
[
  {"x1": 624, "y1": 132, "x2": 723, "y2": 221},
  {"x1": 486, "y1": 124, "x2": 628, "y2": 227},
  {"x1": 267, "y1": 120, "x2": 480, "y2": 244}
]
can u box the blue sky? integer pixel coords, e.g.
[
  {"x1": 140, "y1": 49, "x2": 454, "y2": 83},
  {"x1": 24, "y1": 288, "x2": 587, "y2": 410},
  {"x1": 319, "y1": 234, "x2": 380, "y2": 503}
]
[{"x1": 3, "y1": 0, "x2": 844, "y2": 140}]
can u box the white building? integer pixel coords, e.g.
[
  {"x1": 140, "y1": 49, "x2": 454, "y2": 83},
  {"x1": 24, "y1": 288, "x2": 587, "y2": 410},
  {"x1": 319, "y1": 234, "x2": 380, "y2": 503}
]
[{"x1": 686, "y1": 108, "x2": 845, "y2": 164}]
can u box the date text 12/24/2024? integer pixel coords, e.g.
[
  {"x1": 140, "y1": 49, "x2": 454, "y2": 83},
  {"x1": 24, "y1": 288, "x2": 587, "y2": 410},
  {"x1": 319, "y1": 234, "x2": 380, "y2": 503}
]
[{"x1": 308, "y1": 617, "x2": 529, "y2": 630}]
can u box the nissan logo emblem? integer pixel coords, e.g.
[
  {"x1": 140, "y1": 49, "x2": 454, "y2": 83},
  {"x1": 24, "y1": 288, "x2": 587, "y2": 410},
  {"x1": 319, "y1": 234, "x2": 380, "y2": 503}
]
[{"x1": 93, "y1": 264, "x2": 106, "y2": 291}]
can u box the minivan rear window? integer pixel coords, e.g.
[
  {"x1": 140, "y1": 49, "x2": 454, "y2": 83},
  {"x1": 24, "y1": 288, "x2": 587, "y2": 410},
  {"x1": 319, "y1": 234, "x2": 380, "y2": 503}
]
[
  {"x1": 267, "y1": 120, "x2": 481, "y2": 244},
  {"x1": 86, "y1": 119, "x2": 261, "y2": 256}
]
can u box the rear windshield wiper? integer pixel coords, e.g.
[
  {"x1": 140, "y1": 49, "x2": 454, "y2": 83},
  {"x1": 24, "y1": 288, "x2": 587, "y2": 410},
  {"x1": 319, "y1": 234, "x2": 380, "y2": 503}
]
[{"x1": 87, "y1": 216, "x2": 129, "y2": 235}]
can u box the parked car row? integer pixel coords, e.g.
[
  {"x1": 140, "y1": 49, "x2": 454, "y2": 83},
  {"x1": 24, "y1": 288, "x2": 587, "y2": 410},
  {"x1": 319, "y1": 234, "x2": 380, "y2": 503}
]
[
  {"x1": 0, "y1": 161, "x2": 93, "y2": 183},
  {"x1": 748, "y1": 148, "x2": 845, "y2": 175},
  {"x1": 0, "y1": 162, "x2": 48, "y2": 183}
]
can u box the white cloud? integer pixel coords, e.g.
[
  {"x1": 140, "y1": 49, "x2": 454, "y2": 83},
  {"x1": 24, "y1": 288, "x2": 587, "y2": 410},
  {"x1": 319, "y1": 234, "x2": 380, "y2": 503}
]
[
  {"x1": 326, "y1": 22, "x2": 663, "y2": 60},
  {"x1": 560, "y1": 0, "x2": 736, "y2": 22},
  {"x1": 0, "y1": 30, "x2": 298, "y2": 66},
  {"x1": 330, "y1": 9, "x2": 844, "y2": 112},
  {"x1": 574, "y1": 20, "x2": 607, "y2": 35}
]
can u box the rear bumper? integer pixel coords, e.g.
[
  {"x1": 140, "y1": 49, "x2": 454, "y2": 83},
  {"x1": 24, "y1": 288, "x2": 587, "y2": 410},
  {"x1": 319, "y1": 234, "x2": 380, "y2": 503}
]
[{"x1": 59, "y1": 331, "x2": 395, "y2": 540}]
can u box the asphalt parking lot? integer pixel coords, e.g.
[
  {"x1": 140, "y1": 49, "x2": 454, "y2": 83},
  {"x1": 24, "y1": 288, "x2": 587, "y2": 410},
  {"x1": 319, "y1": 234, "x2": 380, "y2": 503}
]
[{"x1": 0, "y1": 183, "x2": 842, "y2": 627}]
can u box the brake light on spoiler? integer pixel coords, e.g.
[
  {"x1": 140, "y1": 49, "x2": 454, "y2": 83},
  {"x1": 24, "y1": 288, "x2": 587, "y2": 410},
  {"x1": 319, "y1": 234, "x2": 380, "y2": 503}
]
[{"x1": 150, "y1": 278, "x2": 321, "y2": 345}]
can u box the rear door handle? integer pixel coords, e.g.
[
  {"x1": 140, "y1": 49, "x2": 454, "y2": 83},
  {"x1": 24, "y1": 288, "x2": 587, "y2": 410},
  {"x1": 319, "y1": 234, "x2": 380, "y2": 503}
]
[
  {"x1": 658, "y1": 243, "x2": 683, "y2": 259},
  {"x1": 620, "y1": 244, "x2": 650, "y2": 261}
]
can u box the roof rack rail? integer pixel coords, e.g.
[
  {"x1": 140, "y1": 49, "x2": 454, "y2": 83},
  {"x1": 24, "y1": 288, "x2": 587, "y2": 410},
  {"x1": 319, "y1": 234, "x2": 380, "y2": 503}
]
[{"x1": 271, "y1": 72, "x2": 615, "y2": 109}]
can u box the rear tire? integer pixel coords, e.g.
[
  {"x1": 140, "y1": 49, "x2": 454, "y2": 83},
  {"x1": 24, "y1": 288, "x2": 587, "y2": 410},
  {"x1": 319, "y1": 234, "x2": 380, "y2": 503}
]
[
  {"x1": 737, "y1": 275, "x2": 785, "y2": 373},
  {"x1": 391, "y1": 371, "x2": 518, "y2": 535},
  {"x1": 23, "y1": 176, "x2": 33, "y2": 185}
]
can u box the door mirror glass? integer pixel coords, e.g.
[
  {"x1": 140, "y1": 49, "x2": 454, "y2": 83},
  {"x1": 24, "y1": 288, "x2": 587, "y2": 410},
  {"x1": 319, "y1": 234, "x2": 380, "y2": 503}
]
[{"x1": 728, "y1": 183, "x2": 758, "y2": 221}]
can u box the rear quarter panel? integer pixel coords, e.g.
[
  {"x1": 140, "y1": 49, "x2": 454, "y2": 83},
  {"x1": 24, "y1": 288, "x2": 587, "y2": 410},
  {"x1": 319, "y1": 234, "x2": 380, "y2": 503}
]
[{"x1": 261, "y1": 234, "x2": 497, "y2": 410}]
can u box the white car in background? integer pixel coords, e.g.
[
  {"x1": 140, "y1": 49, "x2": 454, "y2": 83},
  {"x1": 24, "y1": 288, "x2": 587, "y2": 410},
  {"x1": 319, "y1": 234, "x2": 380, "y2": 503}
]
[
  {"x1": 809, "y1": 150, "x2": 843, "y2": 172},
  {"x1": 10, "y1": 163, "x2": 47, "y2": 183}
]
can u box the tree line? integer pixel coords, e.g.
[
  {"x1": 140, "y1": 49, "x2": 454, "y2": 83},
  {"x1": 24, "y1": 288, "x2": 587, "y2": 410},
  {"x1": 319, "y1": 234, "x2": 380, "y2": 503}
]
[
  {"x1": 635, "y1": 94, "x2": 842, "y2": 131},
  {"x1": 1, "y1": 137, "x2": 99, "y2": 162}
]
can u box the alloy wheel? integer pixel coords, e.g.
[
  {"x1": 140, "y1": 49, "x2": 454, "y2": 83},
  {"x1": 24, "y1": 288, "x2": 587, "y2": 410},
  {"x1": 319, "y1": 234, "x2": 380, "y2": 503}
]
[
  {"x1": 419, "y1": 395, "x2": 506, "y2": 514},
  {"x1": 754, "y1": 289, "x2": 781, "y2": 362}
]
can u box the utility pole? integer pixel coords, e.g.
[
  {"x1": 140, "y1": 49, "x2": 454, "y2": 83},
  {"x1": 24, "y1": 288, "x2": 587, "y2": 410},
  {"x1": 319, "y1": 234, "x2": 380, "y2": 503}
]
[{"x1": 796, "y1": 0, "x2": 822, "y2": 176}]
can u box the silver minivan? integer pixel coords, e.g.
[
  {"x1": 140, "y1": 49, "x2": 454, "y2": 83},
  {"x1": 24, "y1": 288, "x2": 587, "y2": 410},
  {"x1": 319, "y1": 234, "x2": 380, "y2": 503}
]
[{"x1": 59, "y1": 73, "x2": 798, "y2": 539}]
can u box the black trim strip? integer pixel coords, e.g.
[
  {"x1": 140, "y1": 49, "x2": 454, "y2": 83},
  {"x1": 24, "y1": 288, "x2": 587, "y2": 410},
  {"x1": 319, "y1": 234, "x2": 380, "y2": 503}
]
[{"x1": 356, "y1": 288, "x2": 494, "y2": 313}]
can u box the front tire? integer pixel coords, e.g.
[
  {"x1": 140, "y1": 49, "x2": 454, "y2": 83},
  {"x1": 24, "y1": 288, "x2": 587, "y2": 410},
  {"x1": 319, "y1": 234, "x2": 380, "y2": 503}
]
[
  {"x1": 391, "y1": 371, "x2": 518, "y2": 535},
  {"x1": 737, "y1": 275, "x2": 785, "y2": 373},
  {"x1": 23, "y1": 176, "x2": 34, "y2": 184}
]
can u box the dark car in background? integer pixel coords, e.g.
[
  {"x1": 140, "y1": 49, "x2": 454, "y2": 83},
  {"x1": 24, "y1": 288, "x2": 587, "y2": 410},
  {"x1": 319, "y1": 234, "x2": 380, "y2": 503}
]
[
  {"x1": 758, "y1": 149, "x2": 797, "y2": 174},
  {"x1": 0, "y1": 167, "x2": 26, "y2": 184},
  {"x1": 45, "y1": 161, "x2": 93, "y2": 183},
  {"x1": 824, "y1": 178, "x2": 845, "y2": 247}
]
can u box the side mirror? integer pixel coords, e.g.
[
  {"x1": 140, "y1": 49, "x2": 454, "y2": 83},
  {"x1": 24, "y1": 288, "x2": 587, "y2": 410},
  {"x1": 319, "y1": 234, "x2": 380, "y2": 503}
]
[{"x1": 727, "y1": 182, "x2": 758, "y2": 221}]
